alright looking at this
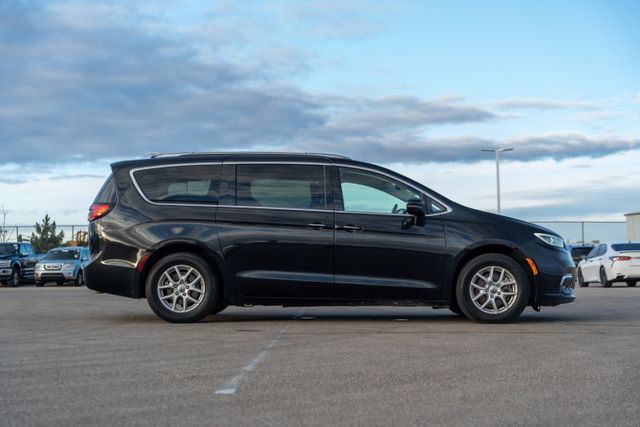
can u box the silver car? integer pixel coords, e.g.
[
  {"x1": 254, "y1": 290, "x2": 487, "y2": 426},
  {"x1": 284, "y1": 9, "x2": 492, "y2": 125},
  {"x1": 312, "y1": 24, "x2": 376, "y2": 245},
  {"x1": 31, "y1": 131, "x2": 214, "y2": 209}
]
[{"x1": 35, "y1": 247, "x2": 89, "y2": 286}]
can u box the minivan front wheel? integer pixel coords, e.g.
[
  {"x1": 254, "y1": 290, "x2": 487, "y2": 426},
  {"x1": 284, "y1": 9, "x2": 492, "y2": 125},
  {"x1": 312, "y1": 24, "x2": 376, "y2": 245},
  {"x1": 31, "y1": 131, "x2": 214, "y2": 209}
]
[
  {"x1": 146, "y1": 252, "x2": 217, "y2": 323},
  {"x1": 456, "y1": 254, "x2": 530, "y2": 323}
]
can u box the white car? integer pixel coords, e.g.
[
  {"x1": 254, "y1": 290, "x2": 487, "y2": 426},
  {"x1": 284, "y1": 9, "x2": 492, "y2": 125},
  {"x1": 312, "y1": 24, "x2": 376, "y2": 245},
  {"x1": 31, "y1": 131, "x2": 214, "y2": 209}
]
[{"x1": 577, "y1": 242, "x2": 640, "y2": 287}]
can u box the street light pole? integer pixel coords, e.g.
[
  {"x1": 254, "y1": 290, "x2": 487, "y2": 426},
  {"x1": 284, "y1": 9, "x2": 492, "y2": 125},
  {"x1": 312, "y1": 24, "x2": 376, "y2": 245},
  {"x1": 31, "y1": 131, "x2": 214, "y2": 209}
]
[{"x1": 481, "y1": 147, "x2": 514, "y2": 214}]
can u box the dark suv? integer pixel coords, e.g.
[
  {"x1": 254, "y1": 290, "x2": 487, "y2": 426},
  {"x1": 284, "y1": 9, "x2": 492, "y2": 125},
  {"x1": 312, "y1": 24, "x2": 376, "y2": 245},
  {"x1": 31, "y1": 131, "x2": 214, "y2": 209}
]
[{"x1": 85, "y1": 152, "x2": 575, "y2": 323}]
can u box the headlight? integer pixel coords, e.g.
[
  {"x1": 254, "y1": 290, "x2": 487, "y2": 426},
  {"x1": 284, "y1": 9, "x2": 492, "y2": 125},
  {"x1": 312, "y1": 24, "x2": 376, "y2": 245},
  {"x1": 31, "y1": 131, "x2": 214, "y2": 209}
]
[
  {"x1": 35, "y1": 263, "x2": 44, "y2": 271},
  {"x1": 0, "y1": 260, "x2": 11, "y2": 268},
  {"x1": 534, "y1": 233, "x2": 565, "y2": 248},
  {"x1": 62, "y1": 263, "x2": 76, "y2": 270}
]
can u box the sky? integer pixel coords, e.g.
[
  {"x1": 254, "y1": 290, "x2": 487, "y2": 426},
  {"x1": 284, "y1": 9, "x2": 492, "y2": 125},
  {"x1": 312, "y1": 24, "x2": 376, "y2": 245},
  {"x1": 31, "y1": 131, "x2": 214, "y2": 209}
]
[{"x1": 0, "y1": 0, "x2": 639, "y2": 238}]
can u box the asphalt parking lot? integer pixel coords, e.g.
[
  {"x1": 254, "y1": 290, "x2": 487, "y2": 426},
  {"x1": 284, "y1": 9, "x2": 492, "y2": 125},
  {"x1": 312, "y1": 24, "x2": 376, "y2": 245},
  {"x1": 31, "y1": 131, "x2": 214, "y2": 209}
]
[{"x1": 1, "y1": 285, "x2": 639, "y2": 427}]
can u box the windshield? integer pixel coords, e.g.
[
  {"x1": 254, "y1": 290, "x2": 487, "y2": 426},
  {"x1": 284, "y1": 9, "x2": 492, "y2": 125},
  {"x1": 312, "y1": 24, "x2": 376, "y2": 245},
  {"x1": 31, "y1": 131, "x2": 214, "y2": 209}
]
[
  {"x1": 0, "y1": 244, "x2": 18, "y2": 256},
  {"x1": 571, "y1": 247, "x2": 593, "y2": 257},
  {"x1": 611, "y1": 243, "x2": 640, "y2": 252},
  {"x1": 45, "y1": 250, "x2": 80, "y2": 260}
]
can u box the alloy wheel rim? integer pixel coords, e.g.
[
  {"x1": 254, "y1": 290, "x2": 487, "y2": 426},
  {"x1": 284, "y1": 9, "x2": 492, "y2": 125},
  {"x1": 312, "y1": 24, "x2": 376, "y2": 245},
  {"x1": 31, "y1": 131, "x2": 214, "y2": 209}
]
[
  {"x1": 157, "y1": 264, "x2": 206, "y2": 313},
  {"x1": 12, "y1": 271, "x2": 18, "y2": 286},
  {"x1": 469, "y1": 266, "x2": 518, "y2": 315}
]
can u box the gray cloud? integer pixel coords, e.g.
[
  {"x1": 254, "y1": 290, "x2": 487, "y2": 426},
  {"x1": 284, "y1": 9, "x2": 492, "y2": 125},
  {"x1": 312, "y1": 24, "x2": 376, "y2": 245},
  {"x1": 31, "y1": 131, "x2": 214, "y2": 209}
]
[
  {"x1": 490, "y1": 98, "x2": 597, "y2": 111},
  {"x1": 0, "y1": 1, "x2": 495, "y2": 165},
  {"x1": 289, "y1": 133, "x2": 639, "y2": 163},
  {"x1": 0, "y1": 1, "x2": 637, "y2": 168},
  {"x1": 503, "y1": 185, "x2": 638, "y2": 222}
]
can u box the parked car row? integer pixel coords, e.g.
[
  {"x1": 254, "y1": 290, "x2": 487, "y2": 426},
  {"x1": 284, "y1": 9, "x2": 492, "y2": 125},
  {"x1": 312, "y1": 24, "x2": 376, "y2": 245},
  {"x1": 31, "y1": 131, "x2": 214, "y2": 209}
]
[{"x1": 0, "y1": 242, "x2": 88, "y2": 287}]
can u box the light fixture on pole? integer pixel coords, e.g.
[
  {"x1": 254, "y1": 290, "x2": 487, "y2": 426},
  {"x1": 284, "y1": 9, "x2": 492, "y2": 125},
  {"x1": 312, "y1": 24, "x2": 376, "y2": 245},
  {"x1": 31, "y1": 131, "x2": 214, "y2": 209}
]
[{"x1": 481, "y1": 147, "x2": 514, "y2": 214}]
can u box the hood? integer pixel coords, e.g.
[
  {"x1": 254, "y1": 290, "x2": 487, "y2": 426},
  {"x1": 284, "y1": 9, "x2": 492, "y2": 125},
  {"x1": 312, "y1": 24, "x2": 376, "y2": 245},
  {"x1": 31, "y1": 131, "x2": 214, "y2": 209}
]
[
  {"x1": 0, "y1": 254, "x2": 17, "y2": 260},
  {"x1": 462, "y1": 207, "x2": 561, "y2": 236}
]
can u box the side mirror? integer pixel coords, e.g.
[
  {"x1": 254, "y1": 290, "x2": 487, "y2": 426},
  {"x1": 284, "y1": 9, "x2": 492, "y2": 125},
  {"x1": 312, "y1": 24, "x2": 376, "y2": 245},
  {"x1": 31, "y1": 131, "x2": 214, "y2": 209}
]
[{"x1": 406, "y1": 198, "x2": 426, "y2": 217}]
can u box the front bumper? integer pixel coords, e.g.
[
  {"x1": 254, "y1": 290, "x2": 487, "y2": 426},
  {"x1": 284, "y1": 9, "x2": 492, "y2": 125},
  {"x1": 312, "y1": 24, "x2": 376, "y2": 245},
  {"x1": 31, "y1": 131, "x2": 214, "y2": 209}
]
[
  {"x1": 35, "y1": 270, "x2": 76, "y2": 282},
  {"x1": 538, "y1": 272, "x2": 576, "y2": 306},
  {"x1": 0, "y1": 268, "x2": 12, "y2": 279}
]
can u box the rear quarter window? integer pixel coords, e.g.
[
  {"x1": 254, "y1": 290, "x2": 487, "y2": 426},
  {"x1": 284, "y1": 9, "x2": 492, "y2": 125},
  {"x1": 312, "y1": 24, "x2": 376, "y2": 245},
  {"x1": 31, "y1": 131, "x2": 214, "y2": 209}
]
[
  {"x1": 133, "y1": 165, "x2": 221, "y2": 204},
  {"x1": 611, "y1": 243, "x2": 640, "y2": 251},
  {"x1": 94, "y1": 174, "x2": 117, "y2": 203}
]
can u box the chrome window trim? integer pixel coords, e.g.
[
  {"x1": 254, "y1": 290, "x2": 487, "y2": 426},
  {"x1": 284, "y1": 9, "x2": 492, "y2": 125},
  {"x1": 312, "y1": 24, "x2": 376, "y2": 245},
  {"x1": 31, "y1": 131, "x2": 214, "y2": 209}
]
[{"x1": 128, "y1": 160, "x2": 453, "y2": 216}]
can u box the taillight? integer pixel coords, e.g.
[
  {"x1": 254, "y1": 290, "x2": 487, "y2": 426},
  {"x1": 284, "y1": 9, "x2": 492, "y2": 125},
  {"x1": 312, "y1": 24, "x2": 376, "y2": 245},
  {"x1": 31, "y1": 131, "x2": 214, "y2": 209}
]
[
  {"x1": 610, "y1": 256, "x2": 631, "y2": 262},
  {"x1": 88, "y1": 203, "x2": 113, "y2": 222}
]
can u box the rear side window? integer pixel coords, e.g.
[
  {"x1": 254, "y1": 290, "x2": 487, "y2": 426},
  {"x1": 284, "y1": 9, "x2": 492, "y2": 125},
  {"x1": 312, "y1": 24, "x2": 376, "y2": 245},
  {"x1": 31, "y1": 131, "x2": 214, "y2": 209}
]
[
  {"x1": 134, "y1": 165, "x2": 221, "y2": 204},
  {"x1": 611, "y1": 243, "x2": 640, "y2": 251},
  {"x1": 236, "y1": 164, "x2": 326, "y2": 209},
  {"x1": 94, "y1": 174, "x2": 117, "y2": 203}
]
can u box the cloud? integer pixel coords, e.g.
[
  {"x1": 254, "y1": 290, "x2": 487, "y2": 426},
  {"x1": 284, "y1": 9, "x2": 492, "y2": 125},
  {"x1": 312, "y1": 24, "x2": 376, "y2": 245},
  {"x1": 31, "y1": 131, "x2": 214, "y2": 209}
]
[
  {"x1": 0, "y1": 1, "x2": 637, "y2": 169},
  {"x1": 567, "y1": 111, "x2": 628, "y2": 122},
  {"x1": 289, "y1": 132, "x2": 639, "y2": 164},
  {"x1": 0, "y1": 1, "x2": 495, "y2": 165},
  {"x1": 490, "y1": 98, "x2": 597, "y2": 111}
]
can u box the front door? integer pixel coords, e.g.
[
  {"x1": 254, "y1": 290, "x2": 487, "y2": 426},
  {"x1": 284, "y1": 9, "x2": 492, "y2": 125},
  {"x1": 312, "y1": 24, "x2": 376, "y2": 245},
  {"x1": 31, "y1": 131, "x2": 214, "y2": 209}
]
[
  {"x1": 332, "y1": 166, "x2": 446, "y2": 302},
  {"x1": 216, "y1": 163, "x2": 335, "y2": 299}
]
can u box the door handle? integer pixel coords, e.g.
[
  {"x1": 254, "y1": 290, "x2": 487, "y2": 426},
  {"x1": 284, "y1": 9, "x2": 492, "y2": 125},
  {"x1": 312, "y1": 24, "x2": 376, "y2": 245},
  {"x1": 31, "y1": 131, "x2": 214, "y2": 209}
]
[
  {"x1": 306, "y1": 222, "x2": 332, "y2": 230},
  {"x1": 337, "y1": 224, "x2": 363, "y2": 232}
]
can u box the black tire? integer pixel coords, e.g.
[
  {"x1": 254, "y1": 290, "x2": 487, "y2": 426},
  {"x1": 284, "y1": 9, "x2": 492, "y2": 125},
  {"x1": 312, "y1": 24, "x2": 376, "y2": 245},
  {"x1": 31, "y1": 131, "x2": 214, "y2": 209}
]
[
  {"x1": 456, "y1": 254, "x2": 530, "y2": 323},
  {"x1": 9, "y1": 268, "x2": 20, "y2": 287},
  {"x1": 36, "y1": 281, "x2": 45, "y2": 287},
  {"x1": 627, "y1": 281, "x2": 637, "y2": 287},
  {"x1": 210, "y1": 303, "x2": 228, "y2": 315},
  {"x1": 578, "y1": 269, "x2": 588, "y2": 287},
  {"x1": 75, "y1": 271, "x2": 84, "y2": 286},
  {"x1": 600, "y1": 268, "x2": 612, "y2": 288},
  {"x1": 145, "y1": 252, "x2": 218, "y2": 323}
]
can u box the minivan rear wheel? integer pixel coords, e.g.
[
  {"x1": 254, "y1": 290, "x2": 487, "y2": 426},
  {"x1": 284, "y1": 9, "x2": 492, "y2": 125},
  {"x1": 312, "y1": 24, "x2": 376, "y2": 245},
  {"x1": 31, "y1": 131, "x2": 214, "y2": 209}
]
[
  {"x1": 145, "y1": 252, "x2": 217, "y2": 323},
  {"x1": 456, "y1": 254, "x2": 530, "y2": 323}
]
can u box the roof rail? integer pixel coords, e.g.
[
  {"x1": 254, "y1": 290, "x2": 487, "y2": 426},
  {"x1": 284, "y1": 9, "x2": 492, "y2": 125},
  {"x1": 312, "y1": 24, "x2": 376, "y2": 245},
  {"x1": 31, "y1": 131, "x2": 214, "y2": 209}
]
[
  {"x1": 149, "y1": 151, "x2": 351, "y2": 160},
  {"x1": 149, "y1": 152, "x2": 193, "y2": 158}
]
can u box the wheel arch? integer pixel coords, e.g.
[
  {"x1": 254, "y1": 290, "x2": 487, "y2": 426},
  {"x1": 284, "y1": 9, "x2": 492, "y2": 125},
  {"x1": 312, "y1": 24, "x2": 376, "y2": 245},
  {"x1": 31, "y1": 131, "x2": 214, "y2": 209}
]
[
  {"x1": 450, "y1": 242, "x2": 537, "y2": 307},
  {"x1": 136, "y1": 240, "x2": 226, "y2": 300}
]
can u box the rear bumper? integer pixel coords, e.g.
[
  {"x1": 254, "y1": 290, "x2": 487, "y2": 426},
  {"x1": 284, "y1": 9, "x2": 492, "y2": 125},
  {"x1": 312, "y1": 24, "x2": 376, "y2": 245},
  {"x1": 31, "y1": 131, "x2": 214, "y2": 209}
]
[
  {"x1": 84, "y1": 256, "x2": 139, "y2": 298},
  {"x1": 609, "y1": 266, "x2": 640, "y2": 281}
]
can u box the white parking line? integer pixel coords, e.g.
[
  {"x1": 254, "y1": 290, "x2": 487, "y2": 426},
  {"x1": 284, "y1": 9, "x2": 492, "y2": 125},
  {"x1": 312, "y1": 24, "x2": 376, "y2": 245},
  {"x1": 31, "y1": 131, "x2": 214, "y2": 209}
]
[{"x1": 214, "y1": 308, "x2": 305, "y2": 395}]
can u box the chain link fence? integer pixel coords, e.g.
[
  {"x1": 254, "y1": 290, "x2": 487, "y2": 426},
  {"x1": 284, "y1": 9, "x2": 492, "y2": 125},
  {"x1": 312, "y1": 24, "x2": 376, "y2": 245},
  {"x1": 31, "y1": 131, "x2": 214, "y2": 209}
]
[{"x1": 0, "y1": 225, "x2": 88, "y2": 245}]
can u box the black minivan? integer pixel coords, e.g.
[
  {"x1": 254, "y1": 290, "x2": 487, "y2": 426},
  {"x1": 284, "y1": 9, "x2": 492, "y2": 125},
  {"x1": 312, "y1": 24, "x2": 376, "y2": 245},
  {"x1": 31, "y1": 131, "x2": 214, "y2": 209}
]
[{"x1": 85, "y1": 152, "x2": 575, "y2": 323}]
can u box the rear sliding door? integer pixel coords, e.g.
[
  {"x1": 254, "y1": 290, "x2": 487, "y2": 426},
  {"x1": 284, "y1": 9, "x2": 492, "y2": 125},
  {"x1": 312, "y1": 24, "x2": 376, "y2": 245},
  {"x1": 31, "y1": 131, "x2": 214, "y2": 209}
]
[{"x1": 216, "y1": 163, "x2": 335, "y2": 299}]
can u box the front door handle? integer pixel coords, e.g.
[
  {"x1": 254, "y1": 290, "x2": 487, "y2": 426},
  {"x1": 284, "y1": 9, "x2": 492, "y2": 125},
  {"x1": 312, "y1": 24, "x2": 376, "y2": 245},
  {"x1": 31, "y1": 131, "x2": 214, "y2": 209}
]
[
  {"x1": 306, "y1": 222, "x2": 332, "y2": 230},
  {"x1": 337, "y1": 224, "x2": 363, "y2": 232}
]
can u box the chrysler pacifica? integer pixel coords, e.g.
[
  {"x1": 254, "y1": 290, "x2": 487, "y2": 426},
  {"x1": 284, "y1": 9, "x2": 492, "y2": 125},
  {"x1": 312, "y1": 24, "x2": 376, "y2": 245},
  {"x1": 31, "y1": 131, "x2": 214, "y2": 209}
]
[{"x1": 85, "y1": 152, "x2": 575, "y2": 323}]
